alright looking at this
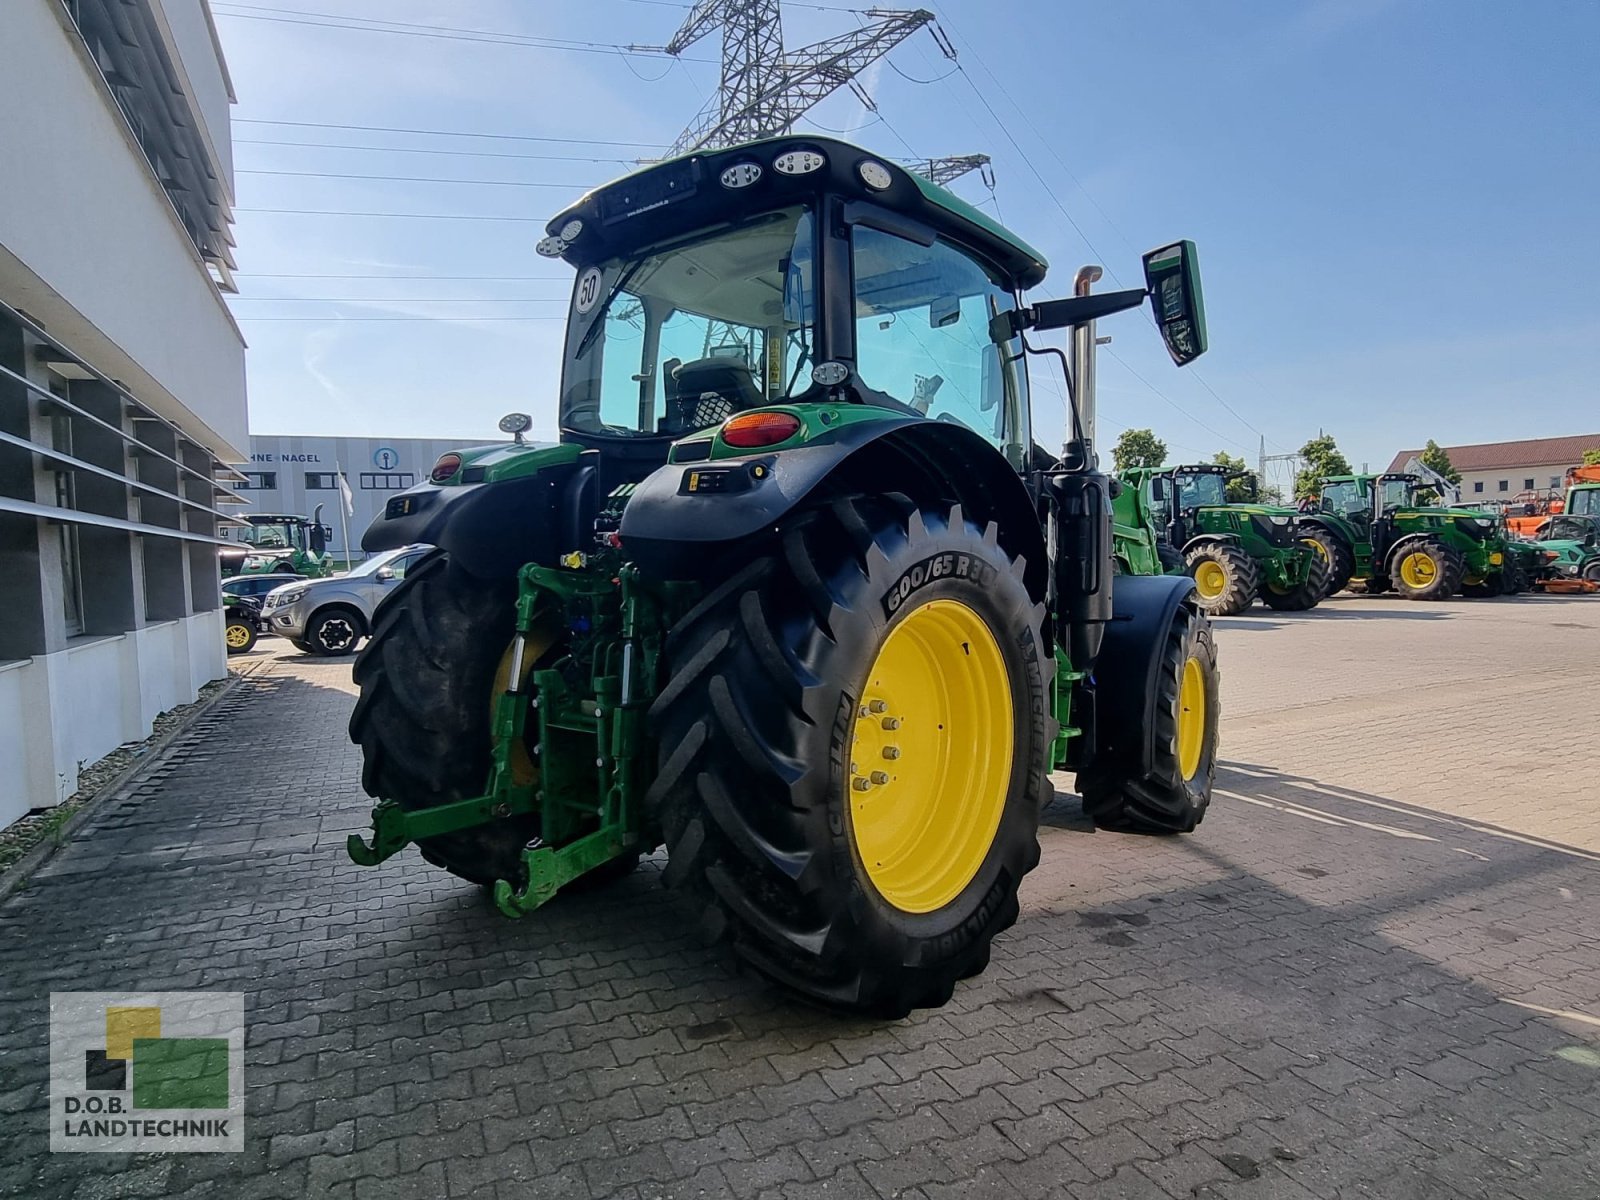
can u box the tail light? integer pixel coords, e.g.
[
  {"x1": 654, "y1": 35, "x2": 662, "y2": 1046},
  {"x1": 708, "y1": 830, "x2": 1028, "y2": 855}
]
[
  {"x1": 721, "y1": 411, "x2": 801, "y2": 448},
  {"x1": 430, "y1": 453, "x2": 462, "y2": 482}
]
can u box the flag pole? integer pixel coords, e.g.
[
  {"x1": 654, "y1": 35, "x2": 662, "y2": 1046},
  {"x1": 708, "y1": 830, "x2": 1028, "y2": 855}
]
[{"x1": 335, "y1": 461, "x2": 355, "y2": 573}]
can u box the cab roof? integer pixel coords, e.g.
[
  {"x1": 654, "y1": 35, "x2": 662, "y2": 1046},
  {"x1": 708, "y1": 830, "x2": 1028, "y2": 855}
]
[{"x1": 543, "y1": 134, "x2": 1049, "y2": 290}]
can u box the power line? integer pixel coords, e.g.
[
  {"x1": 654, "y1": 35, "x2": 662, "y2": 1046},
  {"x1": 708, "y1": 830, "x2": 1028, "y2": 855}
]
[
  {"x1": 237, "y1": 208, "x2": 549, "y2": 222},
  {"x1": 235, "y1": 273, "x2": 564, "y2": 281},
  {"x1": 229, "y1": 297, "x2": 568, "y2": 303},
  {"x1": 236, "y1": 169, "x2": 599, "y2": 189},
  {"x1": 1102, "y1": 347, "x2": 1253, "y2": 454},
  {"x1": 233, "y1": 119, "x2": 656, "y2": 149},
  {"x1": 210, "y1": 4, "x2": 718, "y2": 61},
  {"x1": 235, "y1": 316, "x2": 565, "y2": 322},
  {"x1": 236, "y1": 138, "x2": 639, "y2": 164}
]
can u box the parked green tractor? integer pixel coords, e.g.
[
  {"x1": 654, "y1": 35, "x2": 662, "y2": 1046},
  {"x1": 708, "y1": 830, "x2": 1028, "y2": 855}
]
[
  {"x1": 1121, "y1": 464, "x2": 1329, "y2": 614},
  {"x1": 343, "y1": 135, "x2": 1221, "y2": 1016},
  {"x1": 1303, "y1": 474, "x2": 1511, "y2": 600},
  {"x1": 1521, "y1": 513, "x2": 1600, "y2": 590},
  {"x1": 1109, "y1": 472, "x2": 1174, "y2": 577},
  {"x1": 220, "y1": 508, "x2": 333, "y2": 578}
]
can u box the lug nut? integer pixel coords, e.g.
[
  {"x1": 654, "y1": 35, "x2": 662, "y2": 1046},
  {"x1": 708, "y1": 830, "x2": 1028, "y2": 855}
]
[
  {"x1": 882, "y1": 747, "x2": 900, "y2": 760},
  {"x1": 870, "y1": 771, "x2": 890, "y2": 785},
  {"x1": 882, "y1": 717, "x2": 901, "y2": 730},
  {"x1": 852, "y1": 777, "x2": 872, "y2": 792},
  {"x1": 868, "y1": 699, "x2": 888, "y2": 713}
]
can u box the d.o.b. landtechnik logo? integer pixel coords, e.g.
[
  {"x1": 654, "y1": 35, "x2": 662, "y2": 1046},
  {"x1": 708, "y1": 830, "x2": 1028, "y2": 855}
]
[{"x1": 49, "y1": 992, "x2": 244, "y2": 1153}]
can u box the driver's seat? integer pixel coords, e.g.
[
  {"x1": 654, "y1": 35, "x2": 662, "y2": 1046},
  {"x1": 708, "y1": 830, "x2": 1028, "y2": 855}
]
[{"x1": 662, "y1": 357, "x2": 762, "y2": 434}]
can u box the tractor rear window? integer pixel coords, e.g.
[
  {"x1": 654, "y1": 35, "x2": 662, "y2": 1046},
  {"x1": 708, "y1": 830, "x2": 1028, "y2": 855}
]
[
  {"x1": 560, "y1": 207, "x2": 815, "y2": 438},
  {"x1": 1570, "y1": 489, "x2": 1599, "y2": 516}
]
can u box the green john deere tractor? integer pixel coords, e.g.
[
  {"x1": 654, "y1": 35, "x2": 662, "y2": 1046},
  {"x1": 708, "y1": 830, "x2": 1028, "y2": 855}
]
[
  {"x1": 345, "y1": 136, "x2": 1221, "y2": 1016},
  {"x1": 1121, "y1": 464, "x2": 1329, "y2": 615},
  {"x1": 1109, "y1": 470, "x2": 1173, "y2": 578},
  {"x1": 1302, "y1": 474, "x2": 1511, "y2": 600},
  {"x1": 219, "y1": 508, "x2": 334, "y2": 578}
]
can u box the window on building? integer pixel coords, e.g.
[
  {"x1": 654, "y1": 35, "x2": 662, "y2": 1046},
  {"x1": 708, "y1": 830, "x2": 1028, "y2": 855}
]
[
  {"x1": 305, "y1": 472, "x2": 340, "y2": 490},
  {"x1": 1551, "y1": 476, "x2": 1562, "y2": 489},
  {"x1": 1524, "y1": 478, "x2": 1535, "y2": 490},
  {"x1": 1497, "y1": 480, "x2": 1508, "y2": 492},
  {"x1": 234, "y1": 471, "x2": 277, "y2": 490},
  {"x1": 1473, "y1": 481, "x2": 1483, "y2": 493},
  {"x1": 51, "y1": 409, "x2": 84, "y2": 635},
  {"x1": 360, "y1": 472, "x2": 415, "y2": 490}
]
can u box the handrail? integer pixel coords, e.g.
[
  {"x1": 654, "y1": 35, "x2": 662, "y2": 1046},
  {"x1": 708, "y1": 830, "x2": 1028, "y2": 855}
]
[
  {"x1": 0, "y1": 295, "x2": 246, "y2": 483},
  {"x1": 0, "y1": 427, "x2": 244, "y2": 525},
  {"x1": 0, "y1": 496, "x2": 234, "y2": 547}
]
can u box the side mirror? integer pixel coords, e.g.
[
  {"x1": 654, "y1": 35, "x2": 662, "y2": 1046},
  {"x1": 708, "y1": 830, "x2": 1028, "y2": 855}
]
[
  {"x1": 1150, "y1": 477, "x2": 1169, "y2": 503},
  {"x1": 375, "y1": 567, "x2": 396, "y2": 582},
  {"x1": 309, "y1": 526, "x2": 327, "y2": 554},
  {"x1": 1142, "y1": 240, "x2": 1208, "y2": 366}
]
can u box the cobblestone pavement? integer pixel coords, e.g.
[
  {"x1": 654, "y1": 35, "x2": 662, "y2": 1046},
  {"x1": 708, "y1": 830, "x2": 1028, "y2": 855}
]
[{"x1": 2, "y1": 595, "x2": 1598, "y2": 1199}]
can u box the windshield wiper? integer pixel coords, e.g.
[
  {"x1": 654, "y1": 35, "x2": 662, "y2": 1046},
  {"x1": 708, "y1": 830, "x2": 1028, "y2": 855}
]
[{"x1": 574, "y1": 263, "x2": 644, "y2": 362}]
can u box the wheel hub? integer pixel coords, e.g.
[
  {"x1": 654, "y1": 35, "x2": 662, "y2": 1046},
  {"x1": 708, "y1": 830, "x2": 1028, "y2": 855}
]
[
  {"x1": 320, "y1": 619, "x2": 355, "y2": 650},
  {"x1": 1176, "y1": 655, "x2": 1206, "y2": 781},
  {"x1": 1399, "y1": 552, "x2": 1436, "y2": 588},
  {"x1": 847, "y1": 599, "x2": 1012, "y2": 914},
  {"x1": 225, "y1": 624, "x2": 251, "y2": 648},
  {"x1": 1194, "y1": 560, "x2": 1227, "y2": 599}
]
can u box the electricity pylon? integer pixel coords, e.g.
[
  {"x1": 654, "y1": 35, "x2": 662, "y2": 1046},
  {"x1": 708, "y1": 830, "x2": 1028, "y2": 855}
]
[
  {"x1": 907, "y1": 154, "x2": 992, "y2": 187},
  {"x1": 656, "y1": 1, "x2": 976, "y2": 168}
]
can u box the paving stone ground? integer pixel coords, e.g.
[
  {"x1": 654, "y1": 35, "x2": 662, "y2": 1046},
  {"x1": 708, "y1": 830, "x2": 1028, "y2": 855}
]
[{"x1": 2, "y1": 592, "x2": 1598, "y2": 1199}]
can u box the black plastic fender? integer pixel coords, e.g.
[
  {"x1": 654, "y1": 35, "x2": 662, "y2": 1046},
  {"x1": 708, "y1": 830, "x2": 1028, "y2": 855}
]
[
  {"x1": 1086, "y1": 573, "x2": 1198, "y2": 777},
  {"x1": 362, "y1": 459, "x2": 596, "y2": 579},
  {"x1": 619, "y1": 416, "x2": 1050, "y2": 602}
]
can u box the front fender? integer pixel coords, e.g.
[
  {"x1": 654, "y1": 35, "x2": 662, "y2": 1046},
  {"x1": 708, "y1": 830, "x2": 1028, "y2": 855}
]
[
  {"x1": 619, "y1": 415, "x2": 1049, "y2": 601},
  {"x1": 1180, "y1": 533, "x2": 1240, "y2": 554},
  {"x1": 1085, "y1": 573, "x2": 1198, "y2": 778}
]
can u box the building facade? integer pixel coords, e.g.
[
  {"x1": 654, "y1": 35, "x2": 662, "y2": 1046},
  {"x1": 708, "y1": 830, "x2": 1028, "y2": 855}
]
[
  {"x1": 0, "y1": 0, "x2": 246, "y2": 828},
  {"x1": 1387, "y1": 434, "x2": 1600, "y2": 501},
  {"x1": 239, "y1": 435, "x2": 533, "y2": 560}
]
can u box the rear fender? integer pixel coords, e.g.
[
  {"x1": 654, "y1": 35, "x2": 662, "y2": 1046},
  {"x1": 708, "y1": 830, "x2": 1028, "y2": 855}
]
[
  {"x1": 619, "y1": 417, "x2": 1049, "y2": 603},
  {"x1": 1083, "y1": 574, "x2": 1197, "y2": 777}
]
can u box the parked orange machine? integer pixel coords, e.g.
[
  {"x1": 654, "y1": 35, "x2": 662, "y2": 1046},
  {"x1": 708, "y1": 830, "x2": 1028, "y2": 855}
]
[{"x1": 1506, "y1": 465, "x2": 1600, "y2": 537}]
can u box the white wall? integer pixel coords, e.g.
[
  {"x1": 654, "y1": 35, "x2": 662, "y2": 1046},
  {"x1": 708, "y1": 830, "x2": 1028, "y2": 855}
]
[
  {"x1": 0, "y1": 0, "x2": 247, "y2": 458},
  {"x1": 1459, "y1": 465, "x2": 1573, "y2": 501},
  {"x1": 150, "y1": 0, "x2": 236, "y2": 190},
  {"x1": 0, "y1": 610, "x2": 226, "y2": 827}
]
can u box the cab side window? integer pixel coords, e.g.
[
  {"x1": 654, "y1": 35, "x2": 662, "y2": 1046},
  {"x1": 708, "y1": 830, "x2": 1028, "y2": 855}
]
[{"x1": 851, "y1": 225, "x2": 1030, "y2": 462}]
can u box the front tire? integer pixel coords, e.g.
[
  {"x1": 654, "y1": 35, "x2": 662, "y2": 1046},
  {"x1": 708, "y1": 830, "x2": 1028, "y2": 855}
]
[
  {"x1": 224, "y1": 618, "x2": 257, "y2": 655},
  {"x1": 1390, "y1": 538, "x2": 1464, "y2": 601},
  {"x1": 1184, "y1": 543, "x2": 1259, "y2": 616},
  {"x1": 648, "y1": 497, "x2": 1052, "y2": 1017},
  {"x1": 1259, "y1": 540, "x2": 1331, "y2": 611},
  {"x1": 1300, "y1": 528, "x2": 1353, "y2": 597},
  {"x1": 1078, "y1": 603, "x2": 1219, "y2": 834},
  {"x1": 349, "y1": 550, "x2": 532, "y2": 884},
  {"x1": 306, "y1": 608, "x2": 363, "y2": 656}
]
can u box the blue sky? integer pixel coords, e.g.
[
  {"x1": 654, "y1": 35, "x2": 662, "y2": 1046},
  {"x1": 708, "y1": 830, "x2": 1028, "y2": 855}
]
[{"x1": 215, "y1": 0, "x2": 1599, "y2": 487}]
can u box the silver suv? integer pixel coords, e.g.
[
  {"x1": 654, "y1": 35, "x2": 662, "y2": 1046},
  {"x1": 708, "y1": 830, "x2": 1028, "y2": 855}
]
[{"x1": 261, "y1": 545, "x2": 429, "y2": 656}]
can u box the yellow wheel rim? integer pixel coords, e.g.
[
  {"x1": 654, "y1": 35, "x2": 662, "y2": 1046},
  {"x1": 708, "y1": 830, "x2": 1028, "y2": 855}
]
[
  {"x1": 1177, "y1": 656, "x2": 1206, "y2": 781},
  {"x1": 1193, "y1": 560, "x2": 1228, "y2": 600},
  {"x1": 225, "y1": 623, "x2": 252, "y2": 649},
  {"x1": 1399, "y1": 552, "x2": 1436, "y2": 588},
  {"x1": 848, "y1": 598, "x2": 1013, "y2": 914},
  {"x1": 1305, "y1": 538, "x2": 1330, "y2": 564}
]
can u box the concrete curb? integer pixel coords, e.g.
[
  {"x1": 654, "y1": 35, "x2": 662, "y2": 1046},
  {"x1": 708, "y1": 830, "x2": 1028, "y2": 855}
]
[{"x1": 0, "y1": 668, "x2": 252, "y2": 905}]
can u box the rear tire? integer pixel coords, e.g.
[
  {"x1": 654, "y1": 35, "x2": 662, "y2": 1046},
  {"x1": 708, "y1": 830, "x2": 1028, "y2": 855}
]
[
  {"x1": 349, "y1": 550, "x2": 533, "y2": 885},
  {"x1": 1259, "y1": 539, "x2": 1330, "y2": 611},
  {"x1": 1079, "y1": 604, "x2": 1218, "y2": 834},
  {"x1": 1582, "y1": 561, "x2": 1600, "y2": 583},
  {"x1": 1183, "y1": 543, "x2": 1258, "y2": 616},
  {"x1": 648, "y1": 497, "x2": 1052, "y2": 1018},
  {"x1": 1390, "y1": 538, "x2": 1464, "y2": 601}
]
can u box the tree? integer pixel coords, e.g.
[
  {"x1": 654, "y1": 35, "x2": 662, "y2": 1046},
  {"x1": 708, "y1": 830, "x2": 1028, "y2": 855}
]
[
  {"x1": 1419, "y1": 439, "x2": 1461, "y2": 484},
  {"x1": 1294, "y1": 433, "x2": 1352, "y2": 500},
  {"x1": 1583, "y1": 448, "x2": 1600, "y2": 467},
  {"x1": 1112, "y1": 428, "x2": 1167, "y2": 471},
  {"x1": 1211, "y1": 450, "x2": 1256, "y2": 502}
]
